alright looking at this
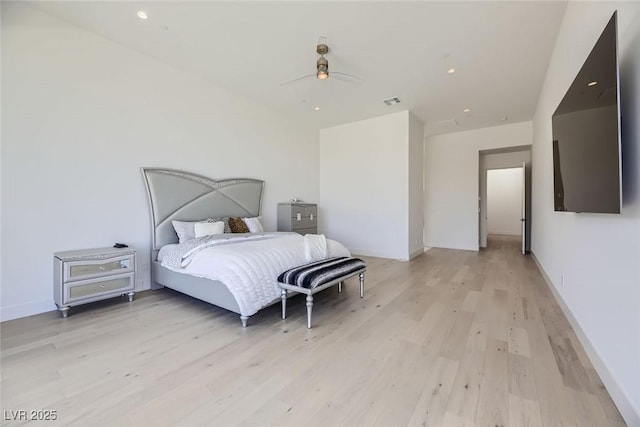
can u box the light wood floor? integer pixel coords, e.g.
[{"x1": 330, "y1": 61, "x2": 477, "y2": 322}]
[{"x1": 1, "y1": 235, "x2": 626, "y2": 426}]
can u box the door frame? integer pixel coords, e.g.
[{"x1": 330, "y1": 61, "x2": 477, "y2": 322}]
[{"x1": 478, "y1": 146, "x2": 532, "y2": 252}]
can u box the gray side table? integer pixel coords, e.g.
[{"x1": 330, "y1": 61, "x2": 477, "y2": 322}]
[
  {"x1": 277, "y1": 203, "x2": 318, "y2": 234},
  {"x1": 53, "y1": 247, "x2": 136, "y2": 317}
]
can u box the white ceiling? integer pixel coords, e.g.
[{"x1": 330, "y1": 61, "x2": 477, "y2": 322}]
[{"x1": 30, "y1": 1, "x2": 567, "y2": 134}]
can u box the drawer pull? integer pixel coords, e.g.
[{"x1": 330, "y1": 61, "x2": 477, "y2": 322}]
[
  {"x1": 310, "y1": 213, "x2": 314, "y2": 220},
  {"x1": 99, "y1": 266, "x2": 106, "y2": 271},
  {"x1": 99, "y1": 284, "x2": 105, "y2": 289}
]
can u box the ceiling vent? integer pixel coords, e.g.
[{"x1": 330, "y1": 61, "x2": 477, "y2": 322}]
[{"x1": 383, "y1": 97, "x2": 401, "y2": 106}]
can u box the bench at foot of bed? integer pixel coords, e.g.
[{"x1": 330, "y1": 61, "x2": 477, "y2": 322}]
[{"x1": 277, "y1": 257, "x2": 366, "y2": 329}]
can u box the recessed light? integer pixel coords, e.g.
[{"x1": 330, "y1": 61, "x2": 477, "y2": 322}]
[
  {"x1": 137, "y1": 11, "x2": 148, "y2": 20},
  {"x1": 463, "y1": 108, "x2": 471, "y2": 113},
  {"x1": 447, "y1": 68, "x2": 456, "y2": 74},
  {"x1": 314, "y1": 106, "x2": 320, "y2": 111},
  {"x1": 588, "y1": 81, "x2": 598, "y2": 87}
]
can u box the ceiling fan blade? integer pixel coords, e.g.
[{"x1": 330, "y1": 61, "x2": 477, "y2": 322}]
[
  {"x1": 280, "y1": 74, "x2": 316, "y2": 86},
  {"x1": 331, "y1": 71, "x2": 364, "y2": 83}
]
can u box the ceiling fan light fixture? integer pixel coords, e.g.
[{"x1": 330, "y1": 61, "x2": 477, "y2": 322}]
[
  {"x1": 316, "y1": 55, "x2": 329, "y2": 80},
  {"x1": 280, "y1": 36, "x2": 362, "y2": 86},
  {"x1": 316, "y1": 43, "x2": 329, "y2": 56}
]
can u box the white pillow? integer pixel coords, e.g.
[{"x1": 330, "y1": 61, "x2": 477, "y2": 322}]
[
  {"x1": 194, "y1": 221, "x2": 225, "y2": 238},
  {"x1": 172, "y1": 220, "x2": 199, "y2": 243},
  {"x1": 242, "y1": 216, "x2": 264, "y2": 233}
]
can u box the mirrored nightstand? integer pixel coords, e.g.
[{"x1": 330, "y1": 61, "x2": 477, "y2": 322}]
[{"x1": 53, "y1": 247, "x2": 136, "y2": 317}]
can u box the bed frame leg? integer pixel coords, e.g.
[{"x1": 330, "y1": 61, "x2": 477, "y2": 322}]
[
  {"x1": 306, "y1": 295, "x2": 314, "y2": 329},
  {"x1": 240, "y1": 315, "x2": 249, "y2": 328},
  {"x1": 281, "y1": 289, "x2": 287, "y2": 320},
  {"x1": 338, "y1": 281, "x2": 343, "y2": 293},
  {"x1": 359, "y1": 272, "x2": 365, "y2": 298}
]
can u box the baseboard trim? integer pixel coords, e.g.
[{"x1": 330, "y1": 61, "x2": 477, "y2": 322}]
[
  {"x1": 425, "y1": 244, "x2": 479, "y2": 252},
  {"x1": 530, "y1": 252, "x2": 640, "y2": 427},
  {"x1": 409, "y1": 248, "x2": 425, "y2": 260},
  {"x1": 349, "y1": 248, "x2": 409, "y2": 261},
  {"x1": 1, "y1": 300, "x2": 56, "y2": 322}
]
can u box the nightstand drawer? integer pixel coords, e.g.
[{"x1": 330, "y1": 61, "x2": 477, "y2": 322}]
[
  {"x1": 64, "y1": 254, "x2": 134, "y2": 282},
  {"x1": 291, "y1": 217, "x2": 317, "y2": 230},
  {"x1": 290, "y1": 207, "x2": 317, "y2": 220},
  {"x1": 290, "y1": 205, "x2": 306, "y2": 218},
  {"x1": 65, "y1": 273, "x2": 134, "y2": 303},
  {"x1": 303, "y1": 205, "x2": 317, "y2": 219},
  {"x1": 294, "y1": 228, "x2": 317, "y2": 235}
]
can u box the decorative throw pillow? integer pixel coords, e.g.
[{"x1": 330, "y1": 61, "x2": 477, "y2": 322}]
[
  {"x1": 228, "y1": 217, "x2": 250, "y2": 233},
  {"x1": 172, "y1": 220, "x2": 200, "y2": 243},
  {"x1": 207, "y1": 217, "x2": 231, "y2": 233},
  {"x1": 243, "y1": 216, "x2": 264, "y2": 233},
  {"x1": 172, "y1": 217, "x2": 231, "y2": 243},
  {"x1": 194, "y1": 221, "x2": 225, "y2": 238}
]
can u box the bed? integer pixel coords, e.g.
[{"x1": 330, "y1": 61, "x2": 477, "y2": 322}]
[{"x1": 141, "y1": 168, "x2": 350, "y2": 327}]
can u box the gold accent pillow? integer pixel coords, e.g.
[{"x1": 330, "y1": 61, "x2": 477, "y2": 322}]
[{"x1": 228, "y1": 217, "x2": 250, "y2": 233}]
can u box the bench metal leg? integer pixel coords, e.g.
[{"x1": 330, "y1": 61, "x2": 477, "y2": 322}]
[
  {"x1": 281, "y1": 289, "x2": 287, "y2": 319},
  {"x1": 359, "y1": 272, "x2": 365, "y2": 298},
  {"x1": 240, "y1": 315, "x2": 249, "y2": 328},
  {"x1": 338, "y1": 281, "x2": 343, "y2": 293},
  {"x1": 306, "y1": 295, "x2": 314, "y2": 329}
]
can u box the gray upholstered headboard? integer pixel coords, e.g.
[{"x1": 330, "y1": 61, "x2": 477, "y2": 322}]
[{"x1": 141, "y1": 168, "x2": 264, "y2": 255}]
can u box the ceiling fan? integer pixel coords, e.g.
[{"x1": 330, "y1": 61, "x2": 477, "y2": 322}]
[{"x1": 281, "y1": 36, "x2": 363, "y2": 86}]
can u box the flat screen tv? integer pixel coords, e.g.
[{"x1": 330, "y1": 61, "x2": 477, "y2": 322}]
[{"x1": 552, "y1": 12, "x2": 621, "y2": 214}]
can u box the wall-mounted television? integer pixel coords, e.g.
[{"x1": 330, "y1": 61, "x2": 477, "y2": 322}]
[{"x1": 552, "y1": 12, "x2": 621, "y2": 214}]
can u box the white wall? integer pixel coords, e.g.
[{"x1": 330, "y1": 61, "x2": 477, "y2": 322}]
[
  {"x1": 531, "y1": 2, "x2": 640, "y2": 425},
  {"x1": 486, "y1": 168, "x2": 522, "y2": 236},
  {"x1": 424, "y1": 121, "x2": 532, "y2": 251},
  {"x1": 0, "y1": 3, "x2": 319, "y2": 321},
  {"x1": 319, "y1": 111, "x2": 412, "y2": 260},
  {"x1": 408, "y1": 112, "x2": 425, "y2": 257}
]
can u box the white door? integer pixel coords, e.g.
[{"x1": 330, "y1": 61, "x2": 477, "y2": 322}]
[{"x1": 521, "y1": 163, "x2": 526, "y2": 255}]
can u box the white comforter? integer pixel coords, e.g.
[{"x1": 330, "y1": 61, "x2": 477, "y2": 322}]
[{"x1": 160, "y1": 232, "x2": 351, "y2": 316}]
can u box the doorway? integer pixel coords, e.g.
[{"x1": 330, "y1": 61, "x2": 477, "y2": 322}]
[
  {"x1": 486, "y1": 167, "x2": 525, "y2": 252},
  {"x1": 478, "y1": 146, "x2": 531, "y2": 253}
]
